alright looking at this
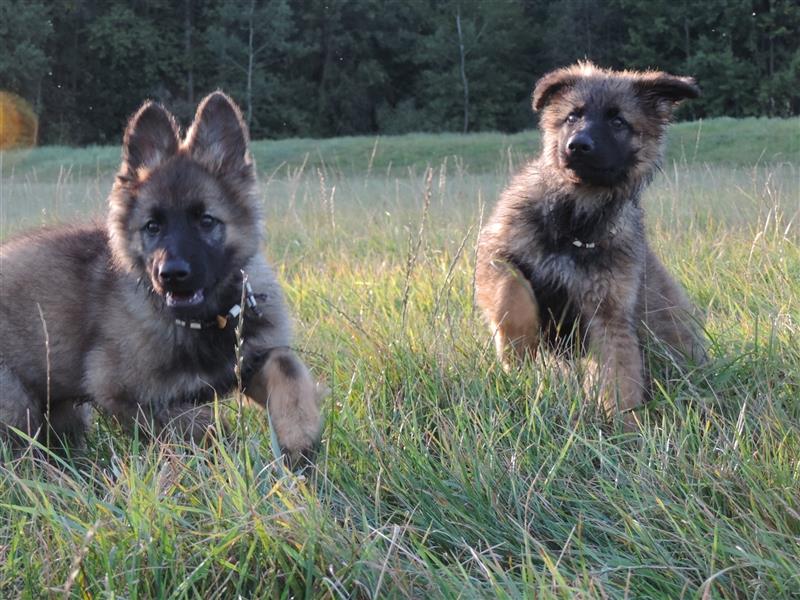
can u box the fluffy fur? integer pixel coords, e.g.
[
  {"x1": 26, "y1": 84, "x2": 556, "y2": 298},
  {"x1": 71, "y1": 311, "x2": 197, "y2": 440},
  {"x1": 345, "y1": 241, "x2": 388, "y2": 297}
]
[
  {"x1": 0, "y1": 92, "x2": 322, "y2": 462},
  {"x1": 475, "y1": 62, "x2": 705, "y2": 429}
]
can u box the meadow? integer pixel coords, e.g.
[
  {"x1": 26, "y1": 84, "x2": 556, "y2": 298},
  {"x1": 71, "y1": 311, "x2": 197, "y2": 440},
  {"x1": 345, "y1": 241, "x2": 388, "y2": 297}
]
[{"x1": 1, "y1": 117, "x2": 799, "y2": 598}]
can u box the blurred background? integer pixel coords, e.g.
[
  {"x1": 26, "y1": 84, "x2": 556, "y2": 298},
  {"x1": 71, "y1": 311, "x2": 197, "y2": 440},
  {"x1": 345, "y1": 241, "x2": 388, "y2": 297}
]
[{"x1": 1, "y1": 0, "x2": 798, "y2": 147}]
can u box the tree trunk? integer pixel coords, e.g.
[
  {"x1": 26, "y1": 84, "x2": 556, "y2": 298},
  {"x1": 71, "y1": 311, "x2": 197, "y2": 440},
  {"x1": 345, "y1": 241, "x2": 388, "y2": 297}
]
[
  {"x1": 456, "y1": 6, "x2": 469, "y2": 134},
  {"x1": 184, "y1": 0, "x2": 194, "y2": 105},
  {"x1": 317, "y1": 11, "x2": 332, "y2": 134},
  {"x1": 35, "y1": 77, "x2": 42, "y2": 144},
  {"x1": 246, "y1": 0, "x2": 255, "y2": 128},
  {"x1": 586, "y1": 0, "x2": 593, "y2": 56},
  {"x1": 683, "y1": 10, "x2": 690, "y2": 61}
]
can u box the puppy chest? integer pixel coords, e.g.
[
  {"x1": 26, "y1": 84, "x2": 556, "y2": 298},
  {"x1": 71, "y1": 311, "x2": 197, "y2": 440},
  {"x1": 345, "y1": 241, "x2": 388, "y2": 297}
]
[
  {"x1": 121, "y1": 344, "x2": 269, "y2": 410},
  {"x1": 105, "y1": 344, "x2": 233, "y2": 407},
  {"x1": 139, "y1": 374, "x2": 222, "y2": 410},
  {"x1": 522, "y1": 250, "x2": 628, "y2": 346}
]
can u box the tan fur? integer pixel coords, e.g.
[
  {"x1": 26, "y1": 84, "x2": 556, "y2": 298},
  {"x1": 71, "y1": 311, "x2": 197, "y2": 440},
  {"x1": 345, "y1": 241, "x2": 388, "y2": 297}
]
[
  {"x1": 1, "y1": 93, "x2": 323, "y2": 460},
  {"x1": 476, "y1": 63, "x2": 705, "y2": 430},
  {"x1": 245, "y1": 348, "x2": 322, "y2": 463},
  {"x1": 476, "y1": 258, "x2": 540, "y2": 364}
]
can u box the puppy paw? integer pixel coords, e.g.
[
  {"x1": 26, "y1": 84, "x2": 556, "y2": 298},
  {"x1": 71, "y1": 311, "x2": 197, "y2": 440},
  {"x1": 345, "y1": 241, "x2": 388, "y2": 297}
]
[{"x1": 272, "y1": 382, "x2": 323, "y2": 469}]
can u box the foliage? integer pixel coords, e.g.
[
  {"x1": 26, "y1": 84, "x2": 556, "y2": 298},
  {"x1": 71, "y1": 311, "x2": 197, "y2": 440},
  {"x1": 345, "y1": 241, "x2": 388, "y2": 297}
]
[
  {"x1": 0, "y1": 0, "x2": 798, "y2": 144},
  {"x1": 0, "y1": 0, "x2": 51, "y2": 108},
  {"x1": 203, "y1": 0, "x2": 300, "y2": 133}
]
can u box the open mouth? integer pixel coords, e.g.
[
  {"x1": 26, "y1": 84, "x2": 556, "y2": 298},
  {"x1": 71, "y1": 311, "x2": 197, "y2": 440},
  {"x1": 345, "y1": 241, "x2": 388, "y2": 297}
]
[{"x1": 165, "y1": 289, "x2": 205, "y2": 308}]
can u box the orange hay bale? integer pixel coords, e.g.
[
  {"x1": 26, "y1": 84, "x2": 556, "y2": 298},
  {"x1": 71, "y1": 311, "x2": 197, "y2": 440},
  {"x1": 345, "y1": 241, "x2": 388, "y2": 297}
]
[{"x1": 0, "y1": 91, "x2": 38, "y2": 150}]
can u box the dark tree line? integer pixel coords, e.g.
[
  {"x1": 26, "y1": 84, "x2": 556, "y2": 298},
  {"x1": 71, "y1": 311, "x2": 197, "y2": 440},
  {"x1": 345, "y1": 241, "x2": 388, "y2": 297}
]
[{"x1": 1, "y1": 0, "x2": 798, "y2": 145}]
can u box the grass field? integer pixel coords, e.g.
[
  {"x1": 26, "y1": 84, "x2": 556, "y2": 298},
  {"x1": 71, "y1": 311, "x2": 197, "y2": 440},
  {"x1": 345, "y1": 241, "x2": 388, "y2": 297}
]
[{"x1": 1, "y1": 118, "x2": 799, "y2": 598}]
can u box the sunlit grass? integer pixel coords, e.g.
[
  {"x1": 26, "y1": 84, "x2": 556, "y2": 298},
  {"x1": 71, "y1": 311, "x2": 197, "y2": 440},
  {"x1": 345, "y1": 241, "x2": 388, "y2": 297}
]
[
  {"x1": 1, "y1": 124, "x2": 799, "y2": 597},
  {"x1": 2, "y1": 116, "x2": 797, "y2": 182}
]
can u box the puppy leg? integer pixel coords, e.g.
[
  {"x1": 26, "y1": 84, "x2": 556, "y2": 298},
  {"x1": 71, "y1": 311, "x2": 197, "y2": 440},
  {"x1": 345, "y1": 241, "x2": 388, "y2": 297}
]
[
  {"x1": 476, "y1": 262, "x2": 540, "y2": 365},
  {"x1": 586, "y1": 315, "x2": 645, "y2": 431},
  {"x1": 0, "y1": 364, "x2": 42, "y2": 446},
  {"x1": 245, "y1": 348, "x2": 322, "y2": 466},
  {"x1": 639, "y1": 249, "x2": 707, "y2": 363},
  {"x1": 48, "y1": 401, "x2": 92, "y2": 449}
]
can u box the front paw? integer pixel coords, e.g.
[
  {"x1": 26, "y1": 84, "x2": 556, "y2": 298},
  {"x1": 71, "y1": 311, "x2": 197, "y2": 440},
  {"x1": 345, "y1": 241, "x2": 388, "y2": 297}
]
[
  {"x1": 263, "y1": 355, "x2": 325, "y2": 468},
  {"x1": 281, "y1": 440, "x2": 320, "y2": 471},
  {"x1": 273, "y1": 381, "x2": 324, "y2": 469},
  {"x1": 247, "y1": 348, "x2": 326, "y2": 469}
]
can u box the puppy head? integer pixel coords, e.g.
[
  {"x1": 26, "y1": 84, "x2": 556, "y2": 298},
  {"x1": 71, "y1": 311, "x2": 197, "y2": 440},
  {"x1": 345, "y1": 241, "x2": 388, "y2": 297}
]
[
  {"x1": 532, "y1": 62, "x2": 699, "y2": 188},
  {"x1": 108, "y1": 92, "x2": 261, "y2": 317}
]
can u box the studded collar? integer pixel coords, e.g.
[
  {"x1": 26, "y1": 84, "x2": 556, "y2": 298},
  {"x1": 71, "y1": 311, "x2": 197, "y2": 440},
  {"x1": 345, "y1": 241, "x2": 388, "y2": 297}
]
[
  {"x1": 570, "y1": 223, "x2": 617, "y2": 250},
  {"x1": 173, "y1": 280, "x2": 263, "y2": 331}
]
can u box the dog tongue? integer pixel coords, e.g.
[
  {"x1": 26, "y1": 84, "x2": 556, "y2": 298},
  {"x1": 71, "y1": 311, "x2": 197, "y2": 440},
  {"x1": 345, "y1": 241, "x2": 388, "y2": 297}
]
[{"x1": 166, "y1": 289, "x2": 204, "y2": 307}]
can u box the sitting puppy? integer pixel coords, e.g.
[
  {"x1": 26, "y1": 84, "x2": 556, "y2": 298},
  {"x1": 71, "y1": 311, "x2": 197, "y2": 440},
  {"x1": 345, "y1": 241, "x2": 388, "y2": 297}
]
[
  {"x1": 0, "y1": 92, "x2": 322, "y2": 462},
  {"x1": 476, "y1": 62, "x2": 706, "y2": 428}
]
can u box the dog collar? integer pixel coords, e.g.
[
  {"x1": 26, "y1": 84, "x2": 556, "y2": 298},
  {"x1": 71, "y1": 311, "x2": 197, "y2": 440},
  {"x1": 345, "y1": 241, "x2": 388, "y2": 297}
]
[
  {"x1": 174, "y1": 281, "x2": 262, "y2": 331},
  {"x1": 571, "y1": 225, "x2": 617, "y2": 250}
]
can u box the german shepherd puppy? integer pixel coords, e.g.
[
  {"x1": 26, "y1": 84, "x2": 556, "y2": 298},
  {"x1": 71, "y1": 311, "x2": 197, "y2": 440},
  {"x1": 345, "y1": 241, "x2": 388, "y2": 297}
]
[
  {"x1": 0, "y1": 92, "x2": 322, "y2": 462},
  {"x1": 476, "y1": 62, "x2": 706, "y2": 429}
]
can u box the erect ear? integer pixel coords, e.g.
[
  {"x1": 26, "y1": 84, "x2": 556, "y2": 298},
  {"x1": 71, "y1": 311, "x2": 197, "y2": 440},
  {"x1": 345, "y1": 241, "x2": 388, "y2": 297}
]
[
  {"x1": 120, "y1": 101, "x2": 179, "y2": 177},
  {"x1": 635, "y1": 73, "x2": 700, "y2": 107},
  {"x1": 184, "y1": 91, "x2": 252, "y2": 175},
  {"x1": 532, "y1": 68, "x2": 580, "y2": 112}
]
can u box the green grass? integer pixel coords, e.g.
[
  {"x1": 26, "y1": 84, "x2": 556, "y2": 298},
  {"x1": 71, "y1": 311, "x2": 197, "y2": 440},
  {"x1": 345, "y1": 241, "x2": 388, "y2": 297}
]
[
  {"x1": 1, "y1": 120, "x2": 799, "y2": 598},
  {"x1": 2, "y1": 117, "x2": 798, "y2": 183}
]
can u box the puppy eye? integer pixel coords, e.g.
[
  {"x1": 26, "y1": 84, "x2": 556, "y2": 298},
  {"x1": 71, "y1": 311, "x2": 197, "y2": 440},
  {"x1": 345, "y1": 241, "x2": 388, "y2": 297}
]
[
  {"x1": 610, "y1": 116, "x2": 627, "y2": 129},
  {"x1": 566, "y1": 113, "x2": 580, "y2": 125},
  {"x1": 199, "y1": 214, "x2": 217, "y2": 229},
  {"x1": 143, "y1": 220, "x2": 161, "y2": 235}
]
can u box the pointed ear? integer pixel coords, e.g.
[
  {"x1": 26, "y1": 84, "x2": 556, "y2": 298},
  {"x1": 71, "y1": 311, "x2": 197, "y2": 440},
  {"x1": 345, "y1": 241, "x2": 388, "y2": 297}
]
[
  {"x1": 635, "y1": 73, "x2": 700, "y2": 108},
  {"x1": 185, "y1": 91, "x2": 252, "y2": 175},
  {"x1": 532, "y1": 69, "x2": 580, "y2": 112},
  {"x1": 121, "y1": 101, "x2": 179, "y2": 176}
]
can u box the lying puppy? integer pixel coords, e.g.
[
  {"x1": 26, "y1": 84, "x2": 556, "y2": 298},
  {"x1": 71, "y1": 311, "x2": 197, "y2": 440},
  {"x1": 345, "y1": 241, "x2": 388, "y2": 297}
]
[{"x1": 0, "y1": 92, "x2": 322, "y2": 463}]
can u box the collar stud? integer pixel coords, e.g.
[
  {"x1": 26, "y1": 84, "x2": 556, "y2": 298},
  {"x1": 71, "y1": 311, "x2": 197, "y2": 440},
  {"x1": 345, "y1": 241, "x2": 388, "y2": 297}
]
[{"x1": 173, "y1": 287, "x2": 261, "y2": 331}]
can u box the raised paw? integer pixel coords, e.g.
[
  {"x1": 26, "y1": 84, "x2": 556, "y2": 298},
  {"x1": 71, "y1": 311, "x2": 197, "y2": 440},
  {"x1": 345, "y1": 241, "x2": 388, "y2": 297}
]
[{"x1": 246, "y1": 348, "x2": 324, "y2": 465}]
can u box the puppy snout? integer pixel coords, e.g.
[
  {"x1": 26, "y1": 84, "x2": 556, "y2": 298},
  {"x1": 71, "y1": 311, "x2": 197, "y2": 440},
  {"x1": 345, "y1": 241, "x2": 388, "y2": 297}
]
[
  {"x1": 158, "y1": 258, "x2": 191, "y2": 284},
  {"x1": 567, "y1": 132, "x2": 595, "y2": 157}
]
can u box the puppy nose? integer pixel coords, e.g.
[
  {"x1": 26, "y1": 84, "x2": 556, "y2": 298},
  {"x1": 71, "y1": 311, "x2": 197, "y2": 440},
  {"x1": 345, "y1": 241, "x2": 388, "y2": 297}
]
[
  {"x1": 567, "y1": 133, "x2": 594, "y2": 156},
  {"x1": 158, "y1": 258, "x2": 191, "y2": 283}
]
